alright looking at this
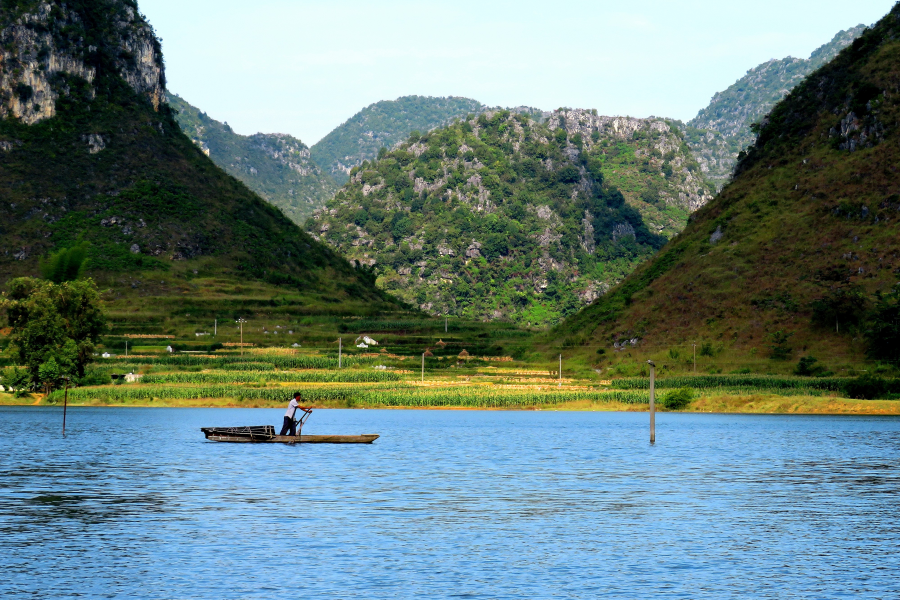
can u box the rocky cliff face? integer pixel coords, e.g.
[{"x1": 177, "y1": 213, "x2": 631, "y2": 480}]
[
  {"x1": 686, "y1": 25, "x2": 867, "y2": 188},
  {"x1": 0, "y1": 1, "x2": 164, "y2": 124},
  {"x1": 0, "y1": 0, "x2": 387, "y2": 311},
  {"x1": 168, "y1": 93, "x2": 337, "y2": 224},
  {"x1": 308, "y1": 109, "x2": 671, "y2": 325},
  {"x1": 549, "y1": 109, "x2": 714, "y2": 235}
]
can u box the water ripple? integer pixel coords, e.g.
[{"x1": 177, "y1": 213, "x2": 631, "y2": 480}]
[{"x1": 0, "y1": 407, "x2": 899, "y2": 598}]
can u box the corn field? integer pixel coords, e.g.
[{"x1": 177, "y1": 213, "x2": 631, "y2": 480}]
[
  {"x1": 103, "y1": 354, "x2": 373, "y2": 370},
  {"x1": 140, "y1": 371, "x2": 402, "y2": 384},
  {"x1": 614, "y1": 375, "x2": 850, "y2": 391},
  {"x1": 46, "y1": 384, "x2": 647, "y2": 407}
]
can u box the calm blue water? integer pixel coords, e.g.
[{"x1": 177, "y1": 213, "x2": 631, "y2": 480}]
[{"x1": 1, "y1": 407, "x2": 899, "y2": 599}]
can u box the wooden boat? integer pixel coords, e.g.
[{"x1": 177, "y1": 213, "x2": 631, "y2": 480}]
[{"x1": 200, "y1": 425, "x2": 378, "y2": 444}]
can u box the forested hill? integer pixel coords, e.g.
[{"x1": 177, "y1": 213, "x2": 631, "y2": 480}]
[
  {"x1": 307, "y1": 109, "x2": 714, "y2": 326},
  {"x1": 685, "y1": 24, "x2": 867, "y2": 188},
  {"x1": 553, "y1": 5, "x2": 900, "y2": 366},
  {"x1": 0, "y1": 0, "x2": 394, "y2": 312},
  {"x1": 168, "y1": 93, "x2": 337, "y2": 224},
  {"x1": 309, "y1": 96, "x2": 486, "y2": 184}
]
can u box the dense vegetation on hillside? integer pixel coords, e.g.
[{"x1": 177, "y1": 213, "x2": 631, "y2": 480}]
[
  {"x1": 168, "y1": 94, "x2": 337, "y2": 224},
  {"x1": 309, "y1": 96, "x2": 485, "y2": 184},
  {"x1": 686, "y1": 25, "x2": 866, "y2": 187},
  {"x1": 554, "y1": 7, "x2": 900, "y2": 370},
  {"x1": 0, "y1": 0, "x2": 401, "y2": 321},
  {"x1": 307, "y1": 109, "x2": 707, "y2": 325}
]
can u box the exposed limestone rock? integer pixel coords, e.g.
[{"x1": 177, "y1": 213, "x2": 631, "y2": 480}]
[
  {"x1": 0, "y1": 1, "x2": 165, "y2": 124},
  {"x1": 84, "y1": 134, "x2": 106, "y2": 154}
]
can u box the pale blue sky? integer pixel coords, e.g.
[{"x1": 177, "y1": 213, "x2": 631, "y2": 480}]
[{"x1": 139, "y1": 0, "x2": 897, "y2": 144}]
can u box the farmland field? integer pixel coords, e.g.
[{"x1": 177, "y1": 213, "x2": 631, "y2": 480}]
[{"x1": 3, "y1": 315, "x2": 900, "y2": 414}]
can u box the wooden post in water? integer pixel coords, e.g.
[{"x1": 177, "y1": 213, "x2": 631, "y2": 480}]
[
  {"x1": 339, "y1": 338, "x2": 342, "y2": 369},
  {"x1": 62, "y1": 377, "x2": 70, "y2": 437},
  {"x1": 648, "y1": 360, "x2": 656, "y2": 443}
]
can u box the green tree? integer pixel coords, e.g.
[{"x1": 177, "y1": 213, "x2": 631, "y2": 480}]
[
  {"x1": 811, "y1": 284, "x2": 869, "y2": 333},
  {"x1": 766, "y1": 330, "x2": 794, "y2": 360},
  {"x1": 39, "y1": 241, "x2": 90, "y2": 283},
  {"x1": 1, "y1": 277, "x2": 107, "y2": 392},
  {"x1": 865, "y1": 286, "x2": 900, "y2": 362}
]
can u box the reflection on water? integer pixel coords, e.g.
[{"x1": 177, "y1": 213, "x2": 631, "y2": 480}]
[{"x1": 1, "y1": 407, "x2": 899, "y2": 598}]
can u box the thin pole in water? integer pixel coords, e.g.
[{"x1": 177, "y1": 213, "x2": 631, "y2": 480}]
[
  {"x1": 62, "y1": 378, "x2": 69, "y2": 437},
  {"x1": 648, "y1": 360, "x2": 656, "y2": 443},
  {"x1": 559, "y1": 354, "x2": 562, "y2": 388},
  {"x1": 421, "y1": 353, "x2": 425, "y2": 382},
  {"x1": 339, "y1": 338, "x2": 342, "y2": 369}
]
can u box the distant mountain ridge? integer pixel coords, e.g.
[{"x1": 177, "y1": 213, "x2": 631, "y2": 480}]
[
  {"x1": 309, "y1": 96, "x2": 487, "y2": 184},
  {"x1": 686, "y1": 24, "x2": 867, "y2": 187},
  {"x1": 308, "y1": 108, "x2": 714, "y2": 325},
  {"x1": 0, "y1": 0, "x2": 395, "y2": 315},
  {"x1": 168, "y1": 93, "x2": 337, "y2": 224},
  {"x1": 553, "y1": 7, "x2": 900, "y2": 366}
]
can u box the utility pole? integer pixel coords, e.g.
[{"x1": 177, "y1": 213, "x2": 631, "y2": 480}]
[
  {"x1": 693, "y1": 343, "x2": 697, "y2": 373},
  {"x1": 338, "y1": 337, "x2": 342, "y2": 369},
  {"x1": 647, "y1": 360, "x2": 656, "y2": 443},
  {"x1": 236, "y1": 318, "x2": 247, "y2": 356},
  {"x1": 421, "y1": 353, "x2": 425, "y2": 382},
  {"x1": 559, "y1": 354, "x2": 562, "y2": 388}
]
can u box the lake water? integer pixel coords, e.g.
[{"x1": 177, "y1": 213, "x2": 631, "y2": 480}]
[{"x1": 1, "y1": 407, "x2": 899, "y2": 599}]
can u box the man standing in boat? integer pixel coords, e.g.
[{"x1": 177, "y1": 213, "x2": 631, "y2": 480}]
[{"x1": 280, "y1": 392, "x2": 309, "y2": 436}]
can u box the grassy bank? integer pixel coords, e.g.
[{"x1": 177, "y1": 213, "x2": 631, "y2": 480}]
[{"x1": 4, "y1": 389, "x2": 899, "y2": 415}]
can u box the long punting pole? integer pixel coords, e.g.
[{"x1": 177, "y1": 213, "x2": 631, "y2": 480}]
[{"x1": 648, "y1": 360, "x2": 656, "y2": 443}]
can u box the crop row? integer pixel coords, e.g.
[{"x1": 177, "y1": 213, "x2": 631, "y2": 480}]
[
  {"x1": 47, "y1": 385, "x2": 647, "y2": 407},
  {"x1": 102, "y1": 354, "x2": 372, "y2": 370},
  {"x1": 613, "y1": 375, "x2": 852, "y2": 391},
  {"x1": 140, "y1": 371, "x2": 402, "y2": 384}
]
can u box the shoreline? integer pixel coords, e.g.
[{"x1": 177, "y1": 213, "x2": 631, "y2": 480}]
[{"x1": 2, "y1": 393, "x2": 898, "y2": 415}]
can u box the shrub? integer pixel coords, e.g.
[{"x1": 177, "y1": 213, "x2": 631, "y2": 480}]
[
  {"x1": 843, "y1": 374, "x2": 889, "y2": 399},
  {"x1": 662, "y1": 387, "x2": 694, "y2": 410},
  {"x1": 766, "y1": 330, "x2": 793, "y2": 360},
  {"x1": 793, "y1": 356, "x2": 831, "y2": 377},
  {"x1": 865, "y1": 287, "x2": 900, "y2": 362}
]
